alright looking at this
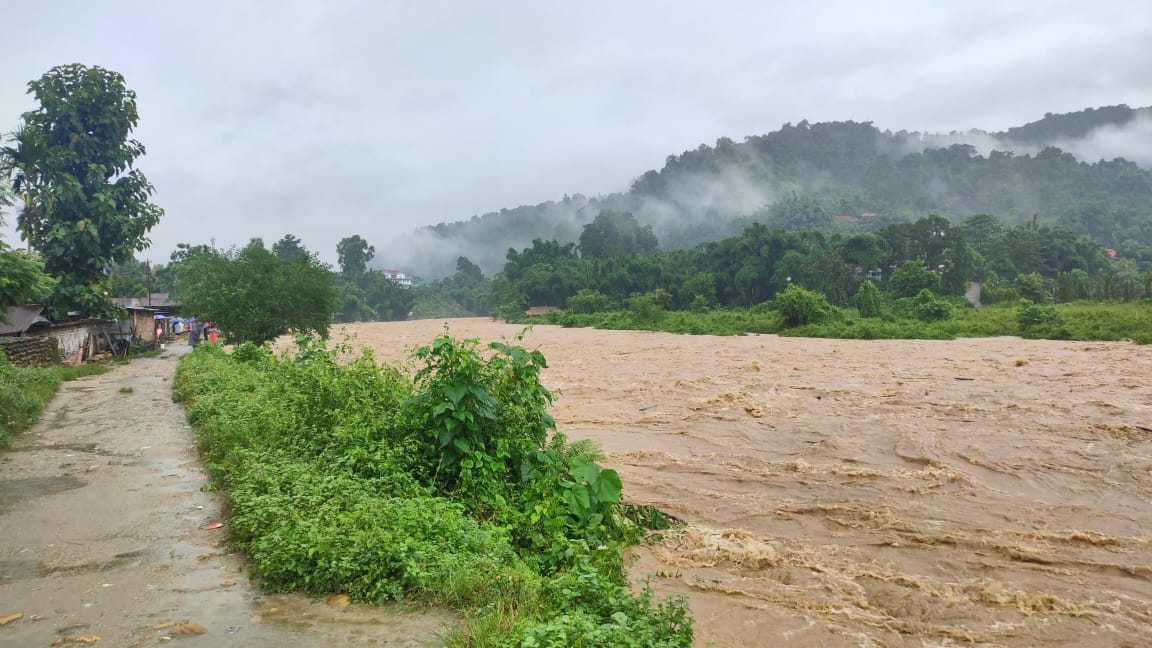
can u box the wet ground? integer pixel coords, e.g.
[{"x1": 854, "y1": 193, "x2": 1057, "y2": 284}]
[
  {"x1": 0, "y1": 342, "x2": 450, "y2": 647},
  {"x1": 328, "y1": 319, "x2": 1152, "y2": 648},
  {"x1": 6, "y1": 322, "x2": 1150, "y2": 647}
]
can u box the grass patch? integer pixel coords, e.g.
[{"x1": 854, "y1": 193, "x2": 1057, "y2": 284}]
[
  {"x1": 533, "y1": 299, "x2": 1152, "y2": 342},
  {"x1": 59, "y1": 363, "x2": 110, "y2": 381},
  {"x1": 0, "y1": 358, "x2": 61, "y2": 448},
  {"x1": 174, "y1": 336, "x2": 692, "y2": 646},
  {"x1": 118, "y1": 386, "x2": 134, "y2": 394}
]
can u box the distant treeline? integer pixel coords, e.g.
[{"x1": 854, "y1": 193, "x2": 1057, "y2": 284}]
[{"x1": 488, "y1": 211, "x2": 1147, "y2": 318}]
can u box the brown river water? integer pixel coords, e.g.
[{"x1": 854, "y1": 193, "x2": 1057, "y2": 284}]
[{"x1": 335, "y1": 319, "x2": 1152, "y2": 647}]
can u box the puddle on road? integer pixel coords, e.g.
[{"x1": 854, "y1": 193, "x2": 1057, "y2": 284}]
[
  {"x1": 0, "y1": 559, "x2": 46, "y2": 582},
  {"x1": 0, "y1": 475, "x2": 85, "y2": 515}
]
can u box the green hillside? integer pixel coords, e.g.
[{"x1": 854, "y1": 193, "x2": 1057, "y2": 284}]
[{"x1": 399, "y1": 106, "x2": 1152, "y2": 278}]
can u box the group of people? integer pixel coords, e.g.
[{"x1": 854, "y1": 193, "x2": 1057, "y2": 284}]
[{"x1": 188, "y1": 320, "x2": 216, "y2": 347}]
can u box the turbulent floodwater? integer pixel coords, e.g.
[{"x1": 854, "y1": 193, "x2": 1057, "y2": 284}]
[{"x1": 332, "y1": 319, "x2": 1152, "y2": 647}]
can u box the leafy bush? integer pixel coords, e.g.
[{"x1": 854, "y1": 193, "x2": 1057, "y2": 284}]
[
  {"x1": 174, "y1": 333, "x2": 692, "y2": 646},
  {"x1": 567, "y1": 289, "x2": 612, "y2": 314},
  {"x1": 854, "y1": 279, "x2": 883, "y2": 318},
  {"x1": 626, "y1": 290, "x2": 672, "y2": 326},
  {"x1": 775, "y1": 284, "x2": 835, "y2": 327},
  {"x1": 888, "y1": 261, "x2": 940, "y2": 298},
  {"x1": 912, "y1": 289, "x2": 953, "y2": 321},
  {"x1": 1014, "y1": 272, "x2": 1049, "y2": 303},
  {"x1": 1016, "y1": 299, "x2": 1067, "y2": 338}
]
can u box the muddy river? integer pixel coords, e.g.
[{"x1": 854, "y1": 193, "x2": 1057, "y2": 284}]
[{"x1": 334, "y1": 319, "x2": 1152, "y2": 647}]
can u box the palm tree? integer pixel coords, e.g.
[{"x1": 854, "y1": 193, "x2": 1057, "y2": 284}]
[{"x1": 0, "y1": 122, "x2": 49, "y2": 250}]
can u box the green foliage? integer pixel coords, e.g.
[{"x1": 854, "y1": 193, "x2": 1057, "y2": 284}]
[
  {"x1": 775, "y1": 284, "x2": 834, "y2": 327},
  {"x1": 174, "y1": 240, "x2": 336, "y2": 345},
  {"x1": 7, "y1": 64, "x2": 163, "y2": 318},
  {"x1": 912, "y1": 289, "x2": 952, "y2": 321},
  {"x1": 854, "y1": 279, "x2": 883, "y2": 318},
  {"x1": 0, "y1": 242, "x2": 55, "y2": 315},
  {"x1": 174, "y1": 333, "x2": 692, "y2": 646},
  {"x1": 271, "y1": 234, "x2": 310, "y2": 263},
  {"x1": 407, "y1": 331, "x2": 554, "y2": 505},
  {"x1": 58, "y1": 363, "x2": 109, "y2": 380},
  {"x1": 888, "y1": 261, "x2": 940, "y2": 298},
  {"x1": 412, "y1": 256, "x2": 489, "y2": 319},
  {"x1": 626, "y1": 290, "x2": 671, "y2": 326},
  {"x1": 336, "y1": 235, "x2": 375, "y2": 277},
  {"x1": 0, "y1": 353, "x2": 60, "y2": 447},
  {"x1": 566, "y1": 289, "x2": 612, "y2": 314},
  {"x1": 105, "y1": 258, "x2": 149, "y2": 298},
  {"x1": 1014, "y1": 272, "x2": 1048, "y2": 303},
  {"x1": 1016, "y1": 299, "x2": 1066, "y2": 338},
  {"x1": 578, "y1": 210, "x2": 658, "y2": 259},
  {"x1": 501, "y1": 560, "x2": 692, "y2": 648}
]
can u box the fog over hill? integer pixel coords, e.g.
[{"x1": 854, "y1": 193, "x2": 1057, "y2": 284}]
[{"x1": 378, "y1": 106, "x2": 1152, "y2": 279}]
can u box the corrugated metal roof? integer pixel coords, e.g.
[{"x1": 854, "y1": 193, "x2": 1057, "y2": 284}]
[{"x1": 0, "y1": 305, "x2": 46, "y2": 335}]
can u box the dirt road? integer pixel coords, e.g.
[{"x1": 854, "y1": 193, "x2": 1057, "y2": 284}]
[{"x1": 0, "y1": 342, "x2": 448, "y2": 647}]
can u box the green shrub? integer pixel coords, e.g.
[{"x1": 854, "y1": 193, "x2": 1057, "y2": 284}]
[
  {"x1": 775, "y1": 284, "x2": 835, "y2": 327},
  {"x1": 854, "y1": 280, "x2": 883, "y2": 318},
  {"x1": 567, "y1": 289, "x2": 612, "y2": 314},
  {"x1": 1014, "y1": 273, "x2": 1049, "y2": 303},
  {"x1": 174, "y1": 332, "x2": 693, "y2": 646},
  {"x1": 888, "y1": 261, "x2": 939, "y2": 298},
  {"x1": 1016, "y1": 299, "x2": 1066, "y2": 338},
  {"x1": 913, "y1": 289, "x2": 952, "y2": 321},
  {"x1": 626, "y1": 290, "x2": 672, "y2": 327}
]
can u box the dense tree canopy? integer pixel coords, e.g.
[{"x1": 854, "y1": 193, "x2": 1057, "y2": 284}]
[
  {"x1": 272, "y1": 234, "x2": 309, "y2": 262},
  {"x1": 487, "y1": 212, "x2": 1134, "y2": 318},
  {"x1": 174, "y1": 240, "x2": 336, "y2": 345},
  {"x1": 331, "y1": 235, "x2": 413, "y2": 323},
  {"x1": 578, "y1": 210, "x2": 658, "y2": 258},
  {"x1": 0, "y1": 228, "x2": 55, "y2": 320},
  {"x1": 4, "y1": 64, "x2": 163, "y2": 318}
]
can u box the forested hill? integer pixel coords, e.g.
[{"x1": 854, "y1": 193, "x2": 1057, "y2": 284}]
[
  {"x1": 997, "y1": 104, "x2": 1152, "y2": 145},
  {"x1": 387, "y1": 105, "x2": 1152, "y2": 278}
]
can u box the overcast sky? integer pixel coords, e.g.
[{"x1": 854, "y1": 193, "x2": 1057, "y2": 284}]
[{"x1": 2, "y1": 0, "x2": 1150, "y2": 267}]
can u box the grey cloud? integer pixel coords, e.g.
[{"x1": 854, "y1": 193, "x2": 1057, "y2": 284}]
[{"x1": 2, "y1": 0, "x2": 1151, "y2": 269}]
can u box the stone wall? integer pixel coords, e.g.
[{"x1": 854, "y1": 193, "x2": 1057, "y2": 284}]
[{"x1": 0, "y1": 336, "x2": 60, "y2": 367}]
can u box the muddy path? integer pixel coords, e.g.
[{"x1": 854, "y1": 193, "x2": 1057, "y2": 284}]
[
  {"x1": 0, "y1": 342, "x2": 448, "y2": 647},
  {"x1": 327, "y1": 319, "x2": 1152, "y2": 648}
]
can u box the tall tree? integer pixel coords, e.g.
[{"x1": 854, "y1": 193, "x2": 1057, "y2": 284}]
[
  {"x1": 0, "y1": 222, "x2": 55, "y2": 320},
  {"x1": 0, "y1": 123, "x2": 50, "y2": 249},
  {"x1": 7, "y1": 64, "x2": 163, "y2": 318},
  {"x1": 336, "y1": 234, "x2": 375, "y2": 277},
  {"x1": 578, "y1": 210, "x2": 658, "y2": 258},
  {"x1": 272, "y1": 234, "x2": 309, "y2": 262}
]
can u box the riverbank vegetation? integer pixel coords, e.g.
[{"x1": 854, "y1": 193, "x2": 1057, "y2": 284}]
[{"x1": 173, "y1": 333, "x2": 692, "y2": 646}]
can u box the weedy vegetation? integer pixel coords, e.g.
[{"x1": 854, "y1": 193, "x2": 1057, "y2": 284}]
[
  {"x1": 173, "y1": 330, "x2": 693, "y2": 646},
  {"x1": 0, "y1": 351, "x2": 60, "y2": 448},
  {"x1": 536, "y1": 297, "x2": 1151, "y2": 343}
]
